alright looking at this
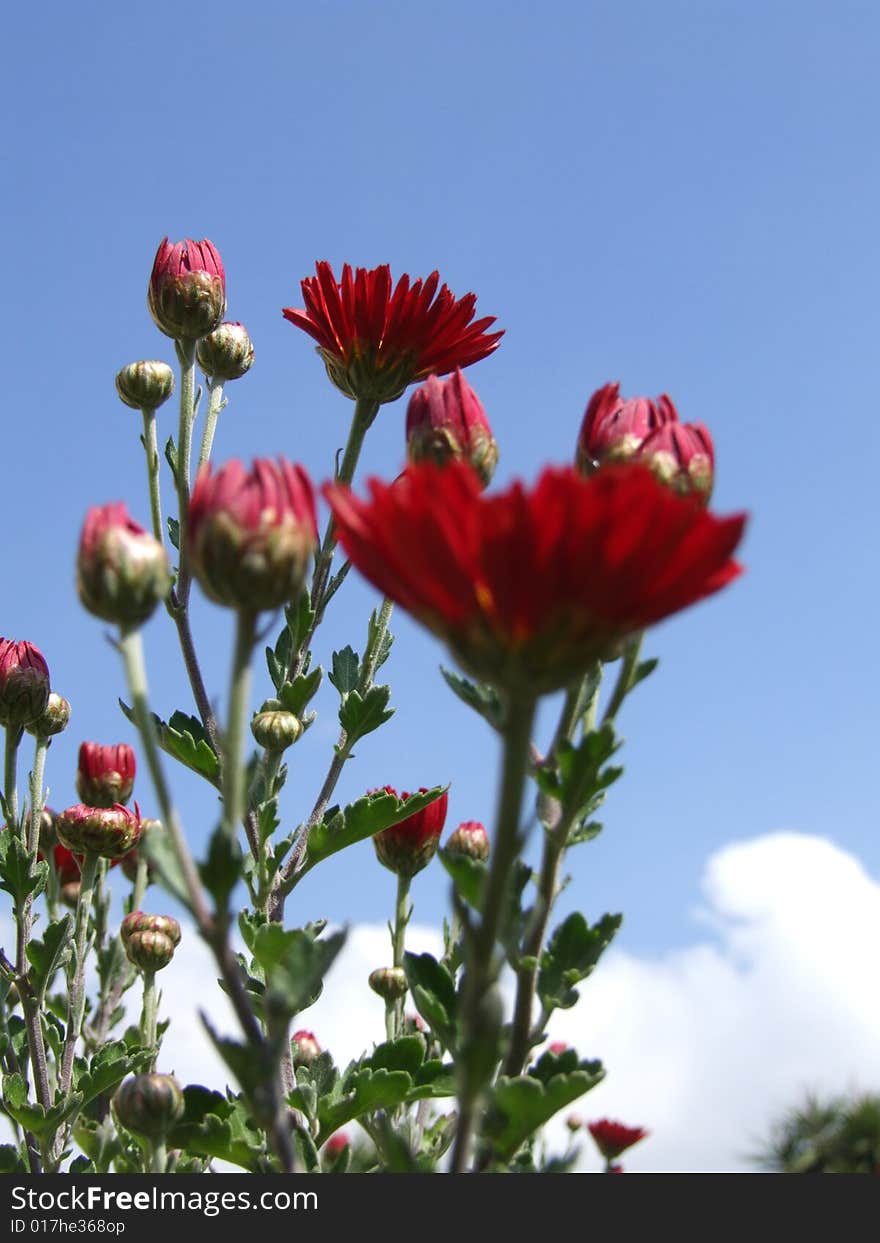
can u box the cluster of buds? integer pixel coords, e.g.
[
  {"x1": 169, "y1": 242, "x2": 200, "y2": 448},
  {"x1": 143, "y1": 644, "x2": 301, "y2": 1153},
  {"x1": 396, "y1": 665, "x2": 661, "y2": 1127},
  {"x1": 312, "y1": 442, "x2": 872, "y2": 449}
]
[
  {"x1": 577, "y1": 382, "x2": 714, "y2": 501},
  {"x1": 77, "y1": 742, "x2": 136, "y2": 808},
  {"x1": 0, "y1": 639, "x2": 50, "y2": 729},
  {"x1": 405, "y1": 370, "x2": 498, "y2": 486},
  {"x1": 114, "y1": 1073, "x2": 184, "y2": 1138},
  {"x1": 121, "y1": 911, "x2": 181, "y2": 972},
  {"x1": 56, "y1": 803, "x2": 141, "y2": 861},
  {"x1": 372, "y1": 788, "x2": 449, "y2": 878},
  {"x1": 444, "y1": 820, "x2": 489, "y2": 861},
  {"x1": 77, "y1": 502, "x2": 170, "y2": 628}
]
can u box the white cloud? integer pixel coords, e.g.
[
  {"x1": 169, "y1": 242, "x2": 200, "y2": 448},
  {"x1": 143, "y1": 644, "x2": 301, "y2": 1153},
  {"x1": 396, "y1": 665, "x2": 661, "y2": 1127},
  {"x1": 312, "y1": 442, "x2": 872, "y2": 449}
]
[{"x1": 6, "y1": 832, "x2": 880, "y2": 1172}]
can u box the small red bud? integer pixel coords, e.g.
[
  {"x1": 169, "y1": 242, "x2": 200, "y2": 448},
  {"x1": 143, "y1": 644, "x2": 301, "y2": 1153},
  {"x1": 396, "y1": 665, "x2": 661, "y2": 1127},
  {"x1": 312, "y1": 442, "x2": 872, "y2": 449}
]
[
  {"x1": 0, "y1": 639, "x2": 50, "y2": 728},
  {"x1": 77, "y1": 503, "x2": 171, "y2": 628},
  {"x1": 27, "y1": 692, "x2": 71, "y2": 739},
  {"x1": 444, "y1": 820, "x2": 489, "y2": 862},
  {"x1": 291, "y1": 1030, "x2": 321, "y2": 1068},
  {"x1": 148, "y1": 237, "x2": 226, "y2": 341},
  {"x1": 76, "y1": 742, "x2": 136, "y2": 808},
  {"x1": 406, "y1": 370, "x2": 498, "y2": 486}
]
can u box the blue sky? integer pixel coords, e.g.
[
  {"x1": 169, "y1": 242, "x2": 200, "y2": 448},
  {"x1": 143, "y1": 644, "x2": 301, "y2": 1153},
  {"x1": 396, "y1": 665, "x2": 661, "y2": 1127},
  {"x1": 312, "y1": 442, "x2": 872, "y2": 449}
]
[{"x1": 2, "y1": 0, "x2": 878, "y2": 969}]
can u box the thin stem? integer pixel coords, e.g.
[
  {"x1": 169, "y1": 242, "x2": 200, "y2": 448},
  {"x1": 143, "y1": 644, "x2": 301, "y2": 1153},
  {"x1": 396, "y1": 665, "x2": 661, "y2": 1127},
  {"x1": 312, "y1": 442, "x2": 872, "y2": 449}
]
[
  {"x1": 149, "y1": 1139, "x2": 167, "y2": 1174},
  {"x1": 132, "y1": 856, "x2": 149, "y2": 913},
  {"x1": 386, "y1": 874, "x2": 410, "y2": 1040},
  {"x1": 197, "y1": 378, "x2": 225, "y2": 472},
  {"x1": 170, "y1": 607, "x2": 222, "y2": 756},
  {"x1": 174, "y1": 337, "x2": 197, "y2": 607},
  {"x1": 60, "y1": 852, "x2": 98, "y2": 1094},
  {"x1": 286, "y1": 396, "x2": 379, "y2": 681},
  {"x1": 141, "y1": 971, "x2": 158, "y2": 1066},
  {"x1": 223, "y1": 611, "x2": 257, "y2": 846},
  {"x1": 16, "y1": 735, "x2": 52, "y2": 1113},
  {"x1": 451, "y1": 695, "x2": 537, "y2": 1174},
  {"x1": 141, "y1": 408, "x2": 164, "y2": 546},
  {"x1": 4, "y1": 724, "x2": 20, "y2": 828},
  {"x1": 601, "y1": 632, "x2": 644, "y2": 725}
]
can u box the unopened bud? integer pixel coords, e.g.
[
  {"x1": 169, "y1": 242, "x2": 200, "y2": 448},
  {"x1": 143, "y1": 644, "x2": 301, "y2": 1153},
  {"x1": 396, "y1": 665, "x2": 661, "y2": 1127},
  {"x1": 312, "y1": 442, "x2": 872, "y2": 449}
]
[
  {"x1": 368, "y1": 966, "x2": 408, "y2": 1002},
  {"x1": 77, "y1": 742, "x2": 136, "y2": 808},
  {"x1": 0, "y1": 639, "x2": 50, "y2": 728},
  {"x1": 197, "y1": 322, "x2": 254, "y2": 381},
  {"x1": 27, "y1": 693, "x2": 71, "y2": 738},
  {"x1": 114, "y1": 1073, "x2": 184, "y2": 1137},
  {"x1": 444, "y1": 820, "x2": 489, "y2": 862},
  {"x1": 148, "y1": 238, "x2": 226, "y2": 341},
  {"x1": 77, "y1": 503, "x2": 171, "y2": 628},
  {"x1": 60, "y1": 880, "x2": 81, "y2": 908},
  {"x1": 121, "y1": 911, "x2": 180, "y2": 972},
  {"x1": 56, "y1": 804, "x2": 141, "y2": 860},
  {"x1": 115, "y1": 361, "x2": 175, "y2": 411},
  {"x1": 251, "y1": 707, "x2": 303, "y2": 751},
  {"x1": 291, "y1": 1030, "x2": 321, "y2": 1068}
]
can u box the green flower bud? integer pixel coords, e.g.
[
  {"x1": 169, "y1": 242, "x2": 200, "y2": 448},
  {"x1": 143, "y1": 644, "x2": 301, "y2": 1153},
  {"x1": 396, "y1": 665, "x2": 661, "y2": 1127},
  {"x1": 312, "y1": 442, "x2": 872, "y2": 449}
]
[
  {"x1": 114, "y1": 1073, "x2": 184, "y2": 1137},
  {"x1": 115, "y1": 361, "x2": 175, "y2": 411},
  {"x1": 196, "y1": 322, "x2": 254, "y2": 381},
  {"x1": 250, "y1": 707, "x2": 303, "y2": 751},
  {"x1": 26, "y1": 692, "x2": 71, "y2": 738},
  {"x1": 368, "y1": 966, "x2": 408, "y2": 1002}
]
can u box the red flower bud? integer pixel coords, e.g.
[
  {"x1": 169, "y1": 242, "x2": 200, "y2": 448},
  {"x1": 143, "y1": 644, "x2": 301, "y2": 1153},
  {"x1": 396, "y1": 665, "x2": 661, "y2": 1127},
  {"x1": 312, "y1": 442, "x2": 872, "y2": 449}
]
[
  {"x1": 444, "y1": 820, "x2": 489, "y2": 862},
  {"x1": 291, "y1": 1030, "x2": 321, "y2": 1068},
  {"x1": 187, "y1": 458, "x2": 318, "y2": 612},
  {"x1": 56, "y1": 803, "x2": 141, "y2": 860},
  {"x1": 148, "y1": 237, "x2": 226, "y2": 341},
  {"x1": 0, "y1": 639, "x2": 50, "y2": 728},
  {"x1": 283, "y1": 261, "x2": 503, "y2": 404},
  {"x1": 587, "y1": 1118, "x2": 649, "y2": 1160},
  {"x1": 577, "y1": 382, "x2": 678, "y2": 472},
  {"x1": 76, "y1": 742, "x2": 136, "y2": 808},
  {"x1": 115, "y1": 361, "x2": 175, "y2": 411},
  {"x1": 326, "y1": 461, "x2": 746, "y2": 694},
  {"x1": 114, "y1": 1073, "x2": 184, "y2": 1137},
  {"x1": 121, "y1": 911, "x2": 181, "y2": 972},
  {"x1": 323, "y1": 1132, "x2": 349, "y2": 1159},
  {"x1": 77, "y1": 503, "x2": 171, "y2": 628},
  {"x1": 51, "y1": 843, "x2": 81, "y2": 885},
  {"x1": 372, "y1": 787, "x2": 449, "y2": 878},
  {"x1": 406, "y1": 370, "x2": 499, "y2": 486},
  {"x1": 196, "y1": 322, "x2": 254, "y2": 381},
  {"x1": 637, "y1": 420, "x2": 714, "y2": 501}
]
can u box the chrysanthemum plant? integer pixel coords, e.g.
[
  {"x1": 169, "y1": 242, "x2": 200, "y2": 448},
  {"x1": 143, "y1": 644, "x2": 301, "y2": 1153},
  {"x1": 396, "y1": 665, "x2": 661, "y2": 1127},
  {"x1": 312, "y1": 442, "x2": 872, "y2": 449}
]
[{"x1": 0, "y1": 240, "x2": 745, "y2": 1175}]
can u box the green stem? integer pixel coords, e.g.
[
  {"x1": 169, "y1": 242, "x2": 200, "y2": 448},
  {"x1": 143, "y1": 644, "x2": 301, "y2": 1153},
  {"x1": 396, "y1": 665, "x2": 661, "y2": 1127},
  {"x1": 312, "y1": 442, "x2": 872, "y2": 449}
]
[
  {"x1": 601, "y1": 632, "x2": 644, "y2": 725},
  {"x1": 197, "y1": 378, "x2": 225, "y2": 472},
  {"x1": 174, "y1": 337, "x2": 197, "y2": 606},
  {"x1": 451, "y1": 694, "x2": 537, "y2": 1174},
  {"x1": 141, "y1": 408, "x2": 164, "y2": 546},
  {"x1": 60, "y1": 852, "x2": 98, "y2": 1095},
  {"x1": 141, "y1": 971, "x2": 157, "y2": 1066},
  {"x1": 132, "y1": 856, "x2": 149, "y2": 913},
  {"x1": 4, "y1": 725, "x2": 20, "y2": 829},
  {"x1": 16, "y1": 737, "x2": 52, "y2": 1112},
  {"x1": 287, "y1": 396, "x2": 379, "y2": 681},
  {"x1": 386, "y1": 874, "x2": 410, "y2": 1040},
  {"x1": 149, "y1": 1138, "x2": 167, "y2": 1174},
  {"x1": 223, "y1": 612, "x2": 257, "y2": 846}
]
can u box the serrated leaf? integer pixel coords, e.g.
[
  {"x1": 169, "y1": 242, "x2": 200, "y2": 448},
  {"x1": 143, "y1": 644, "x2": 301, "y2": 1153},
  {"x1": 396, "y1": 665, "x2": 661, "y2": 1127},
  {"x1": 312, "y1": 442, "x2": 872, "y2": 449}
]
[
  {"x1": 306, "y1": 786, "x2": 448, "y2": 867},
  {"x1": 538, "y1": 911, "x2": 622, "y2": 1012},
  {"x1": 329, "y1": 646, "x2": 360, "y2": 696},
  {"x1": 485, "y1": 1063, "x2": 605, "y2": 1158},
  {"x1": 407, "y1": 1060, "x2": 456, "y2": 1101},
  {"x1": 0, "y1": 835, "x2": 47, "y2": 903},
  {"x1": 252, "y1": 926, "x2": 346, "y2": 1020},
  {"x1": 76, "y1": 1042, "x2": 147, "y2": 1106},
  {"x1": 167, "y1": 1086, "x2": 269, "y2": 1172},
  {"x1": 167, "y1": 517, "x2": 180, "y2": 551},
  {"x1": 198, "y1": 826, "x2": 243, "y2": 910},
  {"x1": 534, "y1": 723, "x2": 622, "y2": 830},
  {"x1": 26, "y1": 915, "x2": 72, "y2": 998},
  {"x1": 439, "y1": 849, "x2": 486, "y2": 910},
  {"x1": 0, "y1": 1143, "x2": 27, "y2": 1173},
  {"x1": 364, "y1": 1036, "x2": 426, "y2": 1077},
  {"x1": 119, "y1": 701, "x2": 220, "y2": 786},
  {"x1": 403, "y1": 953, "x2": 457, "y2": 1048},
  {"x1": 285, "y1": 592, "x2": 316, "y2": 655},
  {"x1": 440, "y1": 666, "x2": 506, "y2": 729},
  {"x1": 286, "y1": 1083, "x2": 317, "y2": 1119},
  {"x1": 276, "y1": 668, "x2": 323, "y2": 716},
  {"x1": 367, "y1": 606, "x2": 394, "y2": 674},
  {"x1": 316, "y1": 1067, "x2": 413, "y2": 1145},
  {"x1": 338, "y1": 684, "x2": 394, "y2": 742},
  {"x1": 2, "y1": 1073, "x2": 84, "y2": 1140}
]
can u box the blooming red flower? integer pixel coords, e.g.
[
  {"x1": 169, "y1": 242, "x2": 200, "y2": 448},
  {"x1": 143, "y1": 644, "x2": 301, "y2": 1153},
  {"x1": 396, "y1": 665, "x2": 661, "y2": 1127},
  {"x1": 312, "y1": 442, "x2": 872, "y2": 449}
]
[
  {"x1": 77, "y1": 502, "x2": 170, "y2": 628},
  {"x1": 587, "y1": 1119, "x2": 649, "y2": 1160},
  {"x1": 638, "y1": 420, "x2": 715, "y2": 500},
  {"x1": 577, "y1": 382, "x2": 678, "y2": 471},
  {"x1": 282, "y1": 262, "x2": 503, "y2": 404},
  {"x1": 148, "y1": 237, "x2": 226, "y2": 341},
  {"x1": 372, "y1": 787, "x2": 449, "y2": 877},
  {"x1": 406, "y1": 370, "x2": 499, "y2": 486},
  {"x1": 0, "y1": 639, "x2": 50, "y2": 728},
  {"x1": 77, "y1": 742, "x2": 136, "y2": 809},
  {"x1": 187, "y1": 458, "x2": 318, "y2": 611},
  {"x1": 325, "y1": 461, "x2": 746, "y2": 694}
]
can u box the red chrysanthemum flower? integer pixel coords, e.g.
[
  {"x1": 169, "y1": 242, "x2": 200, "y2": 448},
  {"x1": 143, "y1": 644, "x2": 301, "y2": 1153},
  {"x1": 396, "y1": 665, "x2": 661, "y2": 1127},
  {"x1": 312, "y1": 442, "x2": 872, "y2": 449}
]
[
  {"x1": 371, "y1": 786, "x2": 449, "y2": 877},
  {"x1": 282, "y1": 262, "x2": 503, "y2": 404},
  {"x1": 588, "y1": 1118, "x2": 649, "y2": 1160},
  {"x1": 577, "y1": 382, "x2": 678, "y2": 471},
  {"x1": 325, "y1": 461, "x2": 746, "y2": 695},
  {"x1": 77, "y1": 742, "x2": 136, "y2": 809},
  {"x1": 148, "y1": 237, "x2": 226, "y2": 341}
]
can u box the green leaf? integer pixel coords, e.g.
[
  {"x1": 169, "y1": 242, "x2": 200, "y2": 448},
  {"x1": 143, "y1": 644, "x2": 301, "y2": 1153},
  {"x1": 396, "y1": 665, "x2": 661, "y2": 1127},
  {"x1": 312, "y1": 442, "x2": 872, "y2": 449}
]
[
  {"x1": 408, "y1": 1060, "x2": 456, "y2": 1101},
  {"x1": 538, "y1": 911, "x2": 622, "y2": 1012},
  {"x1": 2, "y1": 1073, "x2": 84, "y2": 1141},
  {"x1": 329, "y1": 646, "x2": 360, "y2": 696},
  {"x1": 316, "y1": 1067, "x2": 412, "y2": 1146},
  {"x1": 198, "y1": 827, "x2": 243, "y2": 910},
  {"x1": 167, "y1": 517, "x2": 180, "y2": 551},
  {"x1": 364, "y1": 1036, "x2": 426, "y2": 1077},
  {"x1": 567, "y1": 819, "x2": 603, "y2": 847},
  {"x1": 403, "y1": 952, "x2": 457, "y2": 1048},
  {"x1": 140, "y1": 829, "x2": 193, "y2": 913},
  {"x1": 26, "y1": 916, "x2": 72, "y2": 998},
  {"x1": 252, "y1": 926, "x2": 346, "y2": 1020},
  {"x1": 164, "y1": 435, "x2": 178, "y2": 482},
  {"x1": 76, "y1": 1042, "x2": 147, "y2": 1107},
  {"x1": 338, "y1": 684, "x2": 394, "y2": 742},
  {"x1": 439, "y1": 849, "x2": 486, "y2": 910},
  {"x1": 534, "y1": 723, "x2": 622, "y2": 827},
  {"x1": 485, "y1": 1062, "x2": 605, "y2": 1158},
  {"x1": 632, "y1": 656, "x2": 659, "y2": 688},
  {"x1": 286, "y1": 1083, "x2": 317, "y2": 1120},
  {"x1": 440, "y1": 666, "x2": 506, "y2": 729},
  {"x1": 306, "y1": 785, "x2": 448, "y2": 867},
  {"x1": 276, "y1": 668, "x2": 323, "y2": 716},
  {"x1": 0, "y1": 1143, "x2": 27, "y2": 1173},
  {"x1": 167, "y1": 1086, "x2": 269, "y2": 1173},
  {"x1": 367, "y1": 606, "x2": 394, "y2": 674},
  {"x1": 285, "y1": 592, "x2": 315, "y2": 657},
  {"x1": 0, "y1": 834, "x2": 47, "y2": 903},
  {"x1": 118, "y1": 701, "x2": 220, "y2": 786}
]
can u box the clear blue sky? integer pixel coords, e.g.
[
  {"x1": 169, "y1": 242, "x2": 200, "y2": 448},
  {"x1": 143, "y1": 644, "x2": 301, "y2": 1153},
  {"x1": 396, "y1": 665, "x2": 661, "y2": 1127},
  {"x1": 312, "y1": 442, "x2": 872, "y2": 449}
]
[{"x1": 2, "y1": 0, "x2": 877, "y2": 958}]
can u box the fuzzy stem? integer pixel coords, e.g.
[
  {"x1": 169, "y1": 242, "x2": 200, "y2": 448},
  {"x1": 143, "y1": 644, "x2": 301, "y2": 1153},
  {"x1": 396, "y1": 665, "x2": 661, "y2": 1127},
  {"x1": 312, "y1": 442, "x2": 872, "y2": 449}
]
[
  {"x1": 149, "y1": 1138, "x2": 167, "y2": 1174},
  {"x1": 174, "y1": 337, "x2": 197, "y2": 606},
  {"x1": 60, "y1": 852, "x2": 98, "y2": 1094},
  {"x1": 4, "y1": 724, "x2": 19, "y2": 828},
  {"x1": 170, "y1": 607, "x2": 222, "y2": 756},
  {"x1": 387, "y1": 873, "x2": 410, "y2": 1039},
  {"x1": 451, "y1": 694, "x2": 536, "y2": 1174},
  {"x1": 601, "y1": 633, "x2": 644, "y2": 726},
  {"x1": 223, "y1": 612, "x2": 257, "y2": 846},
  {"x1": 197, "y1": 378, "x2": 225, "y2": 472},
  {"x1": 16, "y1": 735, "x2": 52, "y2": 1113},
  {"x1": 141, "y1": 971, "x2": 158, "y2": 1066},
  {"x1": 141, "y1": 408, "x2": 164, "y2": 546}
]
